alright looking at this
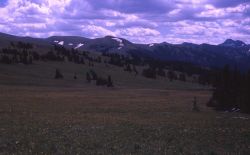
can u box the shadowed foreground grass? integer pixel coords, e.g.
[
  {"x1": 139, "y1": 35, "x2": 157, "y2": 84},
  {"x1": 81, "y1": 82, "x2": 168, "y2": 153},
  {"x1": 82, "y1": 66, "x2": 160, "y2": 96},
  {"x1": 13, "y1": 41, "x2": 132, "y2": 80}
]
[{"x1": 0, "y1": 85, "x2": 249, "y2": 154}]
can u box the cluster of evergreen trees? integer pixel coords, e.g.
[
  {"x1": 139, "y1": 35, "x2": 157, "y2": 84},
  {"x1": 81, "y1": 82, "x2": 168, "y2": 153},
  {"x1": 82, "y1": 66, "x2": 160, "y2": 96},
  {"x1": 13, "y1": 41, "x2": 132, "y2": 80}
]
[
  {"x1": 141, "y1": 62, "x2": 187, "y2": 82},
  {"x1": 102, "y1": 53, "x2": 192, "y2": 82},
  {"x1": 141, "y1": 66, "x2": 185, "y2": 81},
  {"x1": 0, "y1": 42, "x2": 33, "y2": 64},
  {"x1": 103, "y1": 52, "x2": 144, "y2": 67},
  {"x1": 54, "y1": 69, "x2": 114, "y2": 87},
  {"x1": 0, "y1": 42, "x2": 100, "y2": 66},
  {"x1": 208, "y1": 66, "x2": 250, "y2": 113},
  {"x1": 86, "y1": 70, "x2": 113, "y2": 87},
  {"x1": 41, "y1": 45, "x2": 89, "y2": 63}
]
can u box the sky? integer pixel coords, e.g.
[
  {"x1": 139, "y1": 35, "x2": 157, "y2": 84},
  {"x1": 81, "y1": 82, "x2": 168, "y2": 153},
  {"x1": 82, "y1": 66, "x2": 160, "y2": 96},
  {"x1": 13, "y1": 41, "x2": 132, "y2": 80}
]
[{"x1": 0, "y1": 0, "x2": 249, "y2": 44}]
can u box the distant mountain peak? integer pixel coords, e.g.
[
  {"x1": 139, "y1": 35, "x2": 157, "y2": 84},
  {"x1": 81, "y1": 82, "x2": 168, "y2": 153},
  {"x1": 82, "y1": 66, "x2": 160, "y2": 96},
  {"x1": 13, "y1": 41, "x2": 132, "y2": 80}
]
[
  {"x1": 159, "y1": 42, "x2": 171, "y2": 46},
  {"x1": 182, "y1": 42, "x2": 198, "y2": 46},
  {"x1": 220, "y1": 39, "x2": 246, "y2": 48},
  {"x1": 104, "y1": 35, "x2": 116, "y2": 39}
]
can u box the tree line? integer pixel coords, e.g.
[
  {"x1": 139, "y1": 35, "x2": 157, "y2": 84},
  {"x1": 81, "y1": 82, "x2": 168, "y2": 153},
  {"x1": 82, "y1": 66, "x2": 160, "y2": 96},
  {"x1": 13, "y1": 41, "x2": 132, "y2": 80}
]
[
  {"x1": 1, "y1": 41, "x2": 208, "y2": 83},
  {"x1": 1, "y1": 41, "x2": 215, "y2": 83},
  {"x1": 54, "y1": 69, "x2": 113, "y2": 87},
  {"x1": 208, "y1": 66, "x2": 250, "y2": 113},
  {"x1": 0, "y1": 42, "x2": 100, "y2": 65}
]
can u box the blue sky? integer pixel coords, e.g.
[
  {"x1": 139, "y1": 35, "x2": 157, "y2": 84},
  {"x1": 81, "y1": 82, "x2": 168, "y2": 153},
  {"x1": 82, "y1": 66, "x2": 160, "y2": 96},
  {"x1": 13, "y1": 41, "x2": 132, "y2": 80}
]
[
  {"x1": 0, "y1": 0, "x2": 249, "y2": 44},
  {"x1": 0, "y1": 0, "x2": 7, "y2": 6}
]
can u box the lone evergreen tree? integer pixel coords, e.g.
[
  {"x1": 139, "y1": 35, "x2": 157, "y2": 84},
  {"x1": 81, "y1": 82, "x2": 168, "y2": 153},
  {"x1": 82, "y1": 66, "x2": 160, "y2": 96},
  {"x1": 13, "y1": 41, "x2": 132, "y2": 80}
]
[
  {"x1": 107, "y1": 75, "x2": 113, "y2": 87},
  {"x1": 133, "y1": 65, "x2": 138, "y2": 76},
  {"x1": 167, "y1": 70, "x2": 177, "y2": 82},
  {"x1": 86, "y1": 72, "x2": 91, "y2": 83},
  {"x1": 10, "y1": 42, "x2": 15, "y2": 48},
  {"x1": 89, "y1": 70, "x2": 97, "y2": 80},
  {"x1": 74, "y1": 73, "x2": 77, "y2": 80},
  {"x1": 54, "y1": 69, "x2": 63, "y2": 79},
  {"x1": 124, "y1": 64, "x2": 132, "y2": 72},
  {"x1": 192, "y1": 97, "x2": 200, "y2": 112},
  {"x1": 28, "y1": 56, "x2": 33, "y2": 64}
]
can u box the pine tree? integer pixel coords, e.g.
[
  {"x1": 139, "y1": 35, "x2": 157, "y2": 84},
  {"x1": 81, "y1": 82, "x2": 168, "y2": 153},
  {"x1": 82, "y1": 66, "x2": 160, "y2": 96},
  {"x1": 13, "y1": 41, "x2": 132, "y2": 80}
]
[
  {"x1": 167, "y1": 70, "x2": 175, "y2": 82},
  {"x1": 124, "y1": 64, "x2": 132, "y2": 72},
  {"x1": 107, "y1": 75, "x2": 113, "y2": 87},
  {"x1": 89, "y1": 70, "x2": 97, "y2": 80},
  {"x1": 54, "y1": 69, "x2": 63, "y2": 79},
  {"x1": 74, "y1": 73, "x2": 77, "y2": 80},
  {"x1": 208, "y1": 65, "x2": 250, "y2": 112},
  {"x1": 0, "y1": 55, "x2": 12, "y2": 64},
  {"x1": 86, "y1": 72, "x2": 91, "y2": 83},
  {"x1": 192, "y1": 97, "x2": 200, "y2": 112},
  {"x1": 133, "y1": 65, "x2": 138, "y2": 76},
  {"x1": 157, "y1": 68, "x2": 166, "y2": 77},
  {"x1": 28, "y1": 56, "x2": 33, "y2": 64},
  {"x1": 96, "y1": 77, "x2": 108, "y2": 86},
  {"x1": 179, "y1": 73, "x2": 186, "y2": 82}
]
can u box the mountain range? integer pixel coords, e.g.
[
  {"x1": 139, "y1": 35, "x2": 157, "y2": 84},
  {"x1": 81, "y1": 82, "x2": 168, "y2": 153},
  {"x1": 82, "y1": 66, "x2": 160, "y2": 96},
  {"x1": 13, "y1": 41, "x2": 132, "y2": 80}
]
[{"x1": 1, "y1": 32, "x2": 250, "y2": 70}]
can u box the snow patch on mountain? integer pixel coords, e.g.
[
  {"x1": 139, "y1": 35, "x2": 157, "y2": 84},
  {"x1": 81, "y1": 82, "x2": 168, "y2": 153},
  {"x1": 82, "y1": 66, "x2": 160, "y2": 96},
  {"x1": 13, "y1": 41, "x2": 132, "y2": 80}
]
[
  {"x1": 112, "y1": 37, "x2": 124, "y2": 47},
  {"x1": 68, "y1": 43, "x2": 73, "y2": 46},
  {"x1": 74, "y1": 43, "x2": 84, "y2": 49},
  {"x1": 112, "y1": 37, "x2": 122, "y2": 43},
  {"x1": 58, "y1": 41, "x2": 64, "y2": 45},
  {"x1": 149, "y1": 44, "x2": 154, "y2": 47},
  {"x1": 118, "y1": 47, "x2": 122, "y2": 50},
  {"x1": 54, "y1": 40, "x2": 59, "y2": 43}
]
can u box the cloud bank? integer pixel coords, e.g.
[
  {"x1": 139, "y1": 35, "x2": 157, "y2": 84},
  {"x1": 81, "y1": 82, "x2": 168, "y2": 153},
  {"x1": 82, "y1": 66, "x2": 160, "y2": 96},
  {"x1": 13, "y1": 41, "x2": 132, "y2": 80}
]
[{"x1": 0, "y1": 0, "x2": 249, "y2": 44}]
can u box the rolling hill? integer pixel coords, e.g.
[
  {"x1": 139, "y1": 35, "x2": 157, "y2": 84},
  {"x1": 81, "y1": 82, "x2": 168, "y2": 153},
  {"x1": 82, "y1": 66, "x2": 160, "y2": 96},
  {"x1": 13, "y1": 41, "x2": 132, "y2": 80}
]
[{"x1": 1, "y1": 32, "x2": 250, "y2": 70}]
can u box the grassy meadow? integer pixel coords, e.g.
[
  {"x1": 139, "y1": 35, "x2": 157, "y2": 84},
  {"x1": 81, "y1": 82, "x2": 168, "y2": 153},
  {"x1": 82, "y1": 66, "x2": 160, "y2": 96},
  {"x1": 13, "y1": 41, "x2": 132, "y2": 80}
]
[{"x1": 0, "y1": 60, "x2": 249, "y2": 154}]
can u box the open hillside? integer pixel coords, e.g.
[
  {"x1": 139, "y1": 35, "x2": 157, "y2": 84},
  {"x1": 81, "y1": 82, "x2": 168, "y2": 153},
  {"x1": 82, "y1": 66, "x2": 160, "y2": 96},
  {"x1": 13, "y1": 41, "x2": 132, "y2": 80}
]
[
  {"x1": 0, "y1": 60, "x2": 204, "y2": 90},
  {"x1": 0, "y1": 52, "x2": 250, "y2": 154}
]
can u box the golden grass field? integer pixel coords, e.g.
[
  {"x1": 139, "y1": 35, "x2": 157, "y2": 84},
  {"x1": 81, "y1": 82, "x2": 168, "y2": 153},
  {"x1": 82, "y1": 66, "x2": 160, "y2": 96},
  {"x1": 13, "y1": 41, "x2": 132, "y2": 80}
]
[{"x1": 0, "y1": 61, "x2": 249, "y2": 154}]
